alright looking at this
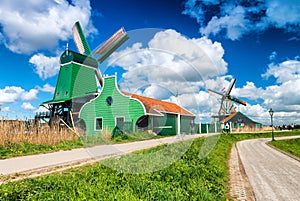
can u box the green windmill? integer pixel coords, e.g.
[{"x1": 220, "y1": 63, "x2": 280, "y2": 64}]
[{"x1": 38, "y1": 21, "x2": 129, "y2": 129}]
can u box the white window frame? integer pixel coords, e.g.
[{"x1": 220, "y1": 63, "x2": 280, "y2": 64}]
[
  {"x1": 115, "y1": 116, "x2": 125, "y2": 127},
  {"x1": 95, "y1": 117, "x2": 103, "y2": 131}
]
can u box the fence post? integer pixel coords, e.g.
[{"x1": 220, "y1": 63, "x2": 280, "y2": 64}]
[{"x1": 206, "y1": 123, "x2": 209, "y2": 134}]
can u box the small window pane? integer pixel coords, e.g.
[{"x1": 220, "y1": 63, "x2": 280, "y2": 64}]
[{"x1": 95, "y1": 118, "x2": 103, "y2": 130}]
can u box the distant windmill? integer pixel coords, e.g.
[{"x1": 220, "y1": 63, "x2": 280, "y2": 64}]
[
  {"x1": 72, "y1": 21, "x2": 129, "y2": 86},
  {"x1": 208, "y1": 78, "x2": 247, "y2": 121}
]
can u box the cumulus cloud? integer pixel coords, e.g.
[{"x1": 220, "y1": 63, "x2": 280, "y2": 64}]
[
  {"x1": 262, "y1": 59, "x2": 300, "y2": 83},
  {"x1": 1, "y1": 106, "x2": 10, "y2": 112},
  {"x1": 37, "y1": 84, "x2": 55, "y2": 93},
  {"x1": 29, "y1": 53, "x2": 61, "y2": 79},
  {"x1": 109, "y1": 29, "x2": 227, "y2": 99},
  {"x1": 183, "y1": 0, "x2": 300, "y2": 40},
  {"x1": 35, "y1": 106, "x2": 50, "y2": 114},
  {"x1": 0, "y1": 0, "x2": 96, "y2": 54},
  {"x1": 232, "y1": 57, "x2": 300, "y2": 124},
  {"x1": 21, "y1": 102, "x2": 36, "y2": 110},
  {"x1": 0, "y1": 86, "x2": 38, "y2": 104}
]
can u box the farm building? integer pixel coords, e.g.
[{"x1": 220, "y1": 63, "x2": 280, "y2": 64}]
[
  {"x1": 220, "y1": 111, "x2": 262, "y2": 132},
  {"x1": 41, "y1": 50, "x2": 195, "y2": 136},
  {"x1": 79, "y1": 75, "x2": 195, "y2": 136}
]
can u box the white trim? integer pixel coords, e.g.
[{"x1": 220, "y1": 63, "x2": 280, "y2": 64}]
[
  {"x1": 60, "y1": 61, "x2": 98, "y2": 70},
  {"x1": 154, "y1": 126, "x2": 172, "y2": 129},
  {"x1": 113, "y1": 74, "x2": 147, "y2": 115},
  {"x1": 145, "y1": 113, "x2": 164, "y2": 117},
  {"x1": 177, "y1": 114, "x2": 181, "y2": 135},
  {"x1": 94, "y1": 117, "x2": 103, "y2": 131}
]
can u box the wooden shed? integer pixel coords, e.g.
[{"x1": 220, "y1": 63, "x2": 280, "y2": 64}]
[{"x1": 220, "y1": 111, "x2": 262, "y2": 132}]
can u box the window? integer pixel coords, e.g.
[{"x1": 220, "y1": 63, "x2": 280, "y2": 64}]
[
  {"x1": 106, "y1": 96, "x2": 113, "y2": 106},
  {"x1": 95, "y1": 118, "x2": 103, "y2": 131}
]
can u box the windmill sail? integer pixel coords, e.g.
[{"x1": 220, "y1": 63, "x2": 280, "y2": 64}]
[
  {"x1": 226, "y1": 78, "x2": 236, "y2": 95},
  {"x1": 94, "y1": 27, "x2": 129, "y2": 63},
  {"x1": 72, "y1": 21, "x2": 92, "y2": 56},
  {"x1": 231, "y1": 97, "x2": 247, "y2": 106},
  {"x1": 208, "y1": 89, "x2": 223, "y2": 98}
]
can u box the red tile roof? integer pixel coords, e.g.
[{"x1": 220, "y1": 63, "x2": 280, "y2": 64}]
[
  {"x1": 220, "y1": 112, "x2": 237, "y2": 123},
  {"x1": 122, "y1": 92, "x2": 195, "y2": 117}
]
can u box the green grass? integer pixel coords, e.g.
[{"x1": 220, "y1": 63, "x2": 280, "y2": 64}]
[
  {"x1": 269, "y1": 137, "x2": 300, "y2": 158},
  {"x1": 1, "y1": 131, "x2": 299, "y2": 201},
  {"x1": 0, "y1": 132, "x2": 161, "y2": 159},
  {"x1": 0, "y1": 140, "x2": 83, "y2": 159}
]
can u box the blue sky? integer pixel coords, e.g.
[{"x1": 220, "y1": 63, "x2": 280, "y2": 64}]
[{"x1": 0, "y1": 0, "x2": 300, "y2": 125}]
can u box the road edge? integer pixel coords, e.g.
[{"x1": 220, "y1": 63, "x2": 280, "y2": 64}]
[{"x1": 228, "y1": 143, "x2": 256, "y2": 201}]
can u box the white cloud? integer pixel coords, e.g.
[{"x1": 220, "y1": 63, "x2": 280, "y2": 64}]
[
  {"x1": 23, "y1": 89, "x2": 39, "y2": 101},
  {"x1": 0, "y1": 0, "x2": 96, "y2": 54},
  {"x1": 35, "y1": 105, "x2": 50, "y2": 114},
  {"x1": 262, "y1": 60, "x2": 300, "y2": 83},
  {"x1": 231, "y1": 57, "x2": 300, "y2": 125},
  {"x1": 109, "y1": 29, "x2": 227, "y2": 99},
  {"x1": 1, "y1": 106, "x2": 10, "y2": 112},
  {"x1": 183, "y1": 0, "x2": 300, "y2": 40},
  {"x1": 0, "y1": 86, "x2": 38, "y2": 104},
  {"x1": 233, "y1": 81, "x2": 265, "y2": 100},
  {"x1": 37, "y1": 84, "x2": 55, "y2": 93},
  {"x1": 269, "y1": 51, "x2": 277, "y2": 62},
  {"x1": 29, "y1": 53, "x2": 60, "y2": 79},
  {"x1": 21, "y1": 102, "x2": 36, "y2": 110}
]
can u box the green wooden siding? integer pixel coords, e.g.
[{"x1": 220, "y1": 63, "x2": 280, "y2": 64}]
[
  {"x1": 180, "y1": 116, "x2": 194, "y2": 134},
  {"x1": 51, "y1": 51, "x2": 98, "y2": 103},
  {"x1": 153, "y1": 113, "x2": 177, "y2": 136},
  {"x1": 79, "y1": 76, "x2": 145, "y2": 136}
]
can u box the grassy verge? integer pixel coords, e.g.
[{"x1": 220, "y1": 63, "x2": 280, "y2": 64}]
[
  {"x1": 269, "y1": 137, "x2": 300, "y2": 158},
  {"x1": 0, "y1": 131, "x2": 299, "y2": 200},
  {"x1": 0, "y1": 132, "x2": 161, "y2": 159}
]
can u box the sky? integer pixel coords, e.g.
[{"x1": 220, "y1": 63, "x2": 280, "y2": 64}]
[{"x1": 0, "y1": 0, "x2": 300, "y2": 125}]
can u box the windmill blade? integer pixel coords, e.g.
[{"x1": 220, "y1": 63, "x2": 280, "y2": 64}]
[
  {"x1": 94, "y1": 69, "x2": 103, "y2": 87},
  {"x1": 94, "y1": 27, "x2": 129, "y2": 63},
  {"x1": 226, "y1": 78, "x2": 236, "y2": 95},
  {"x1": 72, "y1": 21, "x2": 92, "y2": 56},
  {"x1": 208, "y1": 89, "x2": 224, "y2": 98},
  {"x1": 230, "y1": 96, "x2": 247, "y2": 106}
]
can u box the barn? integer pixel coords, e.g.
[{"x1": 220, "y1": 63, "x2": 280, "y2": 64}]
[
  {"x1": 220, "y1": 111, "x2": 262, "y2": 132},
  {"x1": 79, "y1": 75, "x2": 195, "y2": 136}
]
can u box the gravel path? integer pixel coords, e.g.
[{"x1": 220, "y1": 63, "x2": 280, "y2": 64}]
[{"x1": 237, "y1": 136, "x2": 300, "y2": 201}]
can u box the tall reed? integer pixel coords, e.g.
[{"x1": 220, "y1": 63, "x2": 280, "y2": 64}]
[{"x1": 0, "y1": 119, "x2": 78, "y2": 147}]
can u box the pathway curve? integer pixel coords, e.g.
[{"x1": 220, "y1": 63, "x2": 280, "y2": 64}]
[{"x1": 237, "y1": 136, "x2": 300, "y2": 201}]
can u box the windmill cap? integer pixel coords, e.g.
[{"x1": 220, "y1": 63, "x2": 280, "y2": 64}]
[{"x1": 60, "y1": 50, "x2": 98, "y2": 68}]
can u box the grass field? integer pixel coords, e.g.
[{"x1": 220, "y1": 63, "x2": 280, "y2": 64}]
[
  {"x1": 269, "y1": 137, "x2": 300, "y2": 158},
  {"x1": 0, "y1": 131, "x2": 299, "y2": 201}
]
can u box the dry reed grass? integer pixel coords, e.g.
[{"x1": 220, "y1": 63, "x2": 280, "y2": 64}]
[{"x1": 0, "y1": 119, "x2": 79, "y2": 147}]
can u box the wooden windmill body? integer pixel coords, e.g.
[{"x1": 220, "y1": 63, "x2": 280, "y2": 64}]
[{"x1": 37, "y1": 22, "x2": 129, "y2": 129}]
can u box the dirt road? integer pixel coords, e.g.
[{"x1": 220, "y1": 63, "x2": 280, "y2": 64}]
[{"x1": 237, "y1": 136, "x2": 300, "y2": 201}]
